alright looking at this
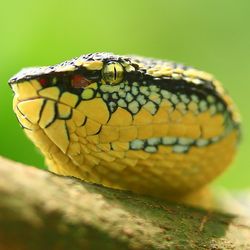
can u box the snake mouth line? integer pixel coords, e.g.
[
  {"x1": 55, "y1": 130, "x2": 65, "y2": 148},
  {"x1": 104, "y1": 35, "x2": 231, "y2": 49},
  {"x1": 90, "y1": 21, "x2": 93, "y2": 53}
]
[
  {"x1": 15, "y1": 95, "x2": 75, "y2": 129},
  {"x1": 16, "y1": 96, "x2": 62, "y2": 105},
  {"x1": 16, "y1": 95, "x2": 78, "y2": 114}
]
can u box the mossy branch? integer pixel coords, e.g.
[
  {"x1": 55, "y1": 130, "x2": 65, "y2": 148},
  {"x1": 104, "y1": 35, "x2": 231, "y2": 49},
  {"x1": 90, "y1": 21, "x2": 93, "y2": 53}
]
[{"x1": 0, "y1": 157, "x2": 250, "y2": 250}]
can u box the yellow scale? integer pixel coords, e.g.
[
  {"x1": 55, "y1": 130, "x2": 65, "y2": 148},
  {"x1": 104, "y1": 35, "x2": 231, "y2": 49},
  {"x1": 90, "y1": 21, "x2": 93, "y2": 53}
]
[{"x1": 9, "y1": 52, "x2": 240, "y2": 207}]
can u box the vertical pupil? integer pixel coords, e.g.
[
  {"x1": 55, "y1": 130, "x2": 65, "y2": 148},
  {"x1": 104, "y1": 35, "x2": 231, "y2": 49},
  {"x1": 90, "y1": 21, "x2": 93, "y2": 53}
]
[{"x1": 113, "y1": 65, "x2": 117, "y2": 80}]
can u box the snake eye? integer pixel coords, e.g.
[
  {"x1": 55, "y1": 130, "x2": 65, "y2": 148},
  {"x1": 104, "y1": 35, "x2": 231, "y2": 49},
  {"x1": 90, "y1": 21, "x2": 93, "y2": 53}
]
[
  {"x1": 71, "y1": 74, "x2": 91, "y2": 88},
  {"x1": 102, "y1": 62, "x2": 124, "y2": 84}
]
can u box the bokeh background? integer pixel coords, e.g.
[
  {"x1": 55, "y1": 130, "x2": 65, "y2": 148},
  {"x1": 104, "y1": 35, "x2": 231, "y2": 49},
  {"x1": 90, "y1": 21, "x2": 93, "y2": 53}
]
[{"x1": 0, "y1": 0, "x2": 249, "y2": 189}]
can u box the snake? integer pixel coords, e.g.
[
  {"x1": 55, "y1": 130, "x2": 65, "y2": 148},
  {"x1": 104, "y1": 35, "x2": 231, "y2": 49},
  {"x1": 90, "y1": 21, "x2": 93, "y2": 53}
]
[{"x1": 9, "y1": 52, "x2": 241, "y2": 206}]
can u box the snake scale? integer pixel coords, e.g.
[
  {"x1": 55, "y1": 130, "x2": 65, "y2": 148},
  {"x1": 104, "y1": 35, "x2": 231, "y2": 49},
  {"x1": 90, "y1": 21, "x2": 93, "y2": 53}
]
[{"x1": 9, "y1": 52, "x2": 241, "y2": 206}]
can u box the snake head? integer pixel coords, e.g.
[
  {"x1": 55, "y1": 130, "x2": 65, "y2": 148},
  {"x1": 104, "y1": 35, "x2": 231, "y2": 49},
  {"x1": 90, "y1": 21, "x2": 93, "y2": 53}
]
[{"x1": 8, "y1": 52, "x2": 142, "y2": 155}]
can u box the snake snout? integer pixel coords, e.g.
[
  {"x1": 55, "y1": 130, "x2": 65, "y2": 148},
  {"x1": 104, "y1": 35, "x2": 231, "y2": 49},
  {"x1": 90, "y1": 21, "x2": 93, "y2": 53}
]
[
  {"x1": 13, "y1": 95, "x2": 46, "y2": 133},
  {"x1": 11, "y1": 81, "x2": 41, "y2": 101}
]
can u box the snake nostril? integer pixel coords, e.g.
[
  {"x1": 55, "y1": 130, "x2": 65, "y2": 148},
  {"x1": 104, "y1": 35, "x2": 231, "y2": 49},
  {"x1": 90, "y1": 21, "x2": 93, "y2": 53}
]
[{"x1": 38, "y1": 77, "x2": 48, "y2": 87}]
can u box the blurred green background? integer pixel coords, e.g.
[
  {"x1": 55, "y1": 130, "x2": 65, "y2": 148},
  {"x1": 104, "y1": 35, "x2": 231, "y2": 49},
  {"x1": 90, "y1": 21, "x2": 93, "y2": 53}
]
[{"x1": 0, "y1": 0, "x2": 249, "y2": 189}]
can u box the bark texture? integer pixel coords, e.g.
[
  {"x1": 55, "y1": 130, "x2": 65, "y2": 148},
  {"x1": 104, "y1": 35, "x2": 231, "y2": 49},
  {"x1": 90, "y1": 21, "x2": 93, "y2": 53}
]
[{"x1": 0, "y1": 156, "x2": 250, "y2": 250}]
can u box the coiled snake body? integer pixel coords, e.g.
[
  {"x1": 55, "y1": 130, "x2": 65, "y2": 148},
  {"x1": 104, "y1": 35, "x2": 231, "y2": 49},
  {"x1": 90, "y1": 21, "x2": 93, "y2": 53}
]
[{"x1": 9, "y1": 53, "x2": 240, "y2": 206}]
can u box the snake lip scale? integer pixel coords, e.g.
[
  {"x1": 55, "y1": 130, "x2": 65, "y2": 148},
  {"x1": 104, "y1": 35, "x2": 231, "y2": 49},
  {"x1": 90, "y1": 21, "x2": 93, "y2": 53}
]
[{"x1": 9, "y1": 52, "x2": 241, "y2": 206}]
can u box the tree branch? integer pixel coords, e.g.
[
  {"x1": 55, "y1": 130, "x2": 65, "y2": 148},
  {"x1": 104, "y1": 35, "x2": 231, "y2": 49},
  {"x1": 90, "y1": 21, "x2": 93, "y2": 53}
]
[{"x1": 0, "y1": 156, "x2": 250, "y2": 250}]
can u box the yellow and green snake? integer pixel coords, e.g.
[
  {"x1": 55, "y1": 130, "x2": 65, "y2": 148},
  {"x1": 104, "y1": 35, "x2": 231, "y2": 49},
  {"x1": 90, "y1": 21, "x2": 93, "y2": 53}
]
[{"x1": 9, "y1": 52, "x2": 241, "y2": 207}]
